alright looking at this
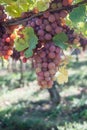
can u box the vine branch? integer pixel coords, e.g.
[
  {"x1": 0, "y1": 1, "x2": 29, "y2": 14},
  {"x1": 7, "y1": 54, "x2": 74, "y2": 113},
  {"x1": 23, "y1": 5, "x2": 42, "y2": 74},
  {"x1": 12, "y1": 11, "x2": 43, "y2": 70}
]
[{"x1": 3, "y1": 0, "x2": 87, "y2": 26}]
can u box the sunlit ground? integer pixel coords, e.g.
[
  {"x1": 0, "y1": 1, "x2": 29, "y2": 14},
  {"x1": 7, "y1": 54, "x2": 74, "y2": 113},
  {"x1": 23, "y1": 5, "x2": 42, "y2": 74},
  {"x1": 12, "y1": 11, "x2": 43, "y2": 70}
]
[{"x1": 0, "y1": 52, "x2": 87, "y2": 130}]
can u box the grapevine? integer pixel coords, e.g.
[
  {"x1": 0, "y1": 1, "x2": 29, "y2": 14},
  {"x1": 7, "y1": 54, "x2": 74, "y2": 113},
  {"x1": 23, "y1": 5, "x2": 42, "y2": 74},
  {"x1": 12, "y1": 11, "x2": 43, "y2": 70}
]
[{"x1": 0, "y1": 0, "x2": 87, "y2": 88}]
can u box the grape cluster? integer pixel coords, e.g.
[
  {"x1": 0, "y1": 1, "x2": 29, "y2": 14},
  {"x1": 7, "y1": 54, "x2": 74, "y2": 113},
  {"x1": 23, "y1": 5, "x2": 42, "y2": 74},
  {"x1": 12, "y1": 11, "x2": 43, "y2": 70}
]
[
  {"x1": 0, "y1": 5, "x2": 15, "y2": 60},
  {"x1": 20, "y1": 0, "x2": 75, "y2": 88},
  {"x1": 33, "y1": 42, "x2": 61, "y2": 88},
  {"x1": 27, "y1": 10, "x2": 68, "y2": 43},
  {"x1": 0, "y1": 31, "x2": 14, "y2": 60}
]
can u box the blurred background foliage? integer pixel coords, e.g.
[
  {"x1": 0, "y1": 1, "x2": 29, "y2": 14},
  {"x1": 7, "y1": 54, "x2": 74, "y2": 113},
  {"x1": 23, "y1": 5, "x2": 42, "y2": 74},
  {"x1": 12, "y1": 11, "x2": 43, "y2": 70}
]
[{"x1": 0, "y1": 50, "x2": 87, "y2": 130}]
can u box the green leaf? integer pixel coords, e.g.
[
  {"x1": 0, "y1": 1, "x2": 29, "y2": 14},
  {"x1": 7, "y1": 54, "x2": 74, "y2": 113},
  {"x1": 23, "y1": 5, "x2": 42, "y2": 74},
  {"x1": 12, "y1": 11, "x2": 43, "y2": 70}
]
[
  {"x1": 24, "y1": 48, "x2": 33, "y2": 58},
  {"x1": 24, "y1": 27, "x2": 38, "y2": 58},
  {"x1": 53, "y1": 32, "x2": 68, "y2": 50},
  {"x1": 69, "y1": 5, "x2": 86, "y2": 23},
  {"x1": 15, "y1": 27, "x2": 38, "y2": 56},
  {"x1": 15, "y1": 38, "x2": 29, "y2": 52}
]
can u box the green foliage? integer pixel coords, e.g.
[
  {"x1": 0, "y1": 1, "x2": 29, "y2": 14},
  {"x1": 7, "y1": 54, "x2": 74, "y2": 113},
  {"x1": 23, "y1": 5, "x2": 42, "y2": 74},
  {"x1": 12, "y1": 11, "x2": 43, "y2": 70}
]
[
  {"x1": 69, "y1": 5, "x2": 86, "y2": 23},
  {"x1": 24, "y1": 27, "x2": 38, "y2": 58},
  {"x1": 36, "y1": 0, "x2": 49, "y2": 11},
  {"x1": 53, "y1": 32, "x2": 68, "y2": 50},
  {"x1": 0, "y1": 0, "x2": 50, "y2": 17},
  {"x1": 15, "y1": 27, "x2": 38, "y2": 58},
  {"x1": 66, "y1": 4, "x2": 87, "y2": 37}
]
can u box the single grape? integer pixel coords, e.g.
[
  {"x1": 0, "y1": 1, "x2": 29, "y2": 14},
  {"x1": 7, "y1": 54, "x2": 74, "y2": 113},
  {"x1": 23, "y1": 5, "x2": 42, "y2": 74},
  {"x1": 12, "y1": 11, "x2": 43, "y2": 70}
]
[
  {"x1": 37, "y1": 29, "x2": 45, "y2": 36},
  {"x1": 48, "y1": 62, "x2": 56, "y2": 69},
  {"x1": 45, "y1": 25, "x2": 52, "y2": 32},
  {"x1": 55, "y1": 27, "x2": 63, "y2": 34},
  {"x1": 48, "y1": 52, "x2": 55, "y2": 59},
  {"x1": 22, "y1": 57, "x2": 27, "y2": 63},
  {"x1": 36, "y1": 19, "x2": 42, "y2": 25},
  {"x1": 42, "y1": 62, "x2": 48, "y2": 68},
  {"x1": 49, "y1": 69, "x2": 56, "y2": 75},
  {"x1": 47, "y1": 80, "x2": 53, "y2": 88},
  {"x1": 49, "y1": 45, "x2": 56, "y2": 52},
  {"x1": 44, "y1": 33, "x2": 52, "y2": 40},
  {"x1": 43, "y1": 11, "x2": 50, "y2": 18},
  {"x1": 44, "y1": 71, "x2": 50, "y2": 77},
  {"x1": 48, "y1": 14, "x2": 56, "y2": 23},
  {"x1": 36, "y1": 68, "x2": 41, "y2": 73}
]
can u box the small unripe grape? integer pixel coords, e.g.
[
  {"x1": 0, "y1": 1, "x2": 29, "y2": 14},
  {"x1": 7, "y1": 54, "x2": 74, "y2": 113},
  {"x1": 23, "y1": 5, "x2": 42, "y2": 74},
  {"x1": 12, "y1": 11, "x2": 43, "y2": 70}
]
[
  {"x1": 57, "y1": 2, "x2": 62, "y2": 8},
  {"x1": 51, "y1": 3, "x2": 57, "y2": 9}
]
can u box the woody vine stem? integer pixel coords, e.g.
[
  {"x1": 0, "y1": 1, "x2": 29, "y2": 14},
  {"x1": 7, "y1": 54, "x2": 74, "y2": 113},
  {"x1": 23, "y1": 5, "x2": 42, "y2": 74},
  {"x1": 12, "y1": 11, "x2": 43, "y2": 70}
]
[{"x1": 3, "y1": 0, "x2": 87, "y2": 26}]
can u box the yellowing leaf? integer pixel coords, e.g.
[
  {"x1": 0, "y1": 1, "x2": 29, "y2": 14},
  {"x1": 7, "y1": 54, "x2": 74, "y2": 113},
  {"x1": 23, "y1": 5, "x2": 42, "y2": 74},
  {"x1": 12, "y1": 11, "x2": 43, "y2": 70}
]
[
  {"x1": 59, "y1": 66, "x2": 68, "y2": 75},
  {"x1": 57, "y1": 74, "x2": 68, "y2": 84},
  {"x1": 57, "y1": 66, "x2": 68, "y2": 84}
]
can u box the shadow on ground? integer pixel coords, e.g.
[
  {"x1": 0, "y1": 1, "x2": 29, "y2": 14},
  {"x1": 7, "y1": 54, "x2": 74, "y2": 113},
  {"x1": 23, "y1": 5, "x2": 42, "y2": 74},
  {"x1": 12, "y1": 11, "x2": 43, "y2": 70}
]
[{"x1": 0, "y1": 95, "x2": 87, "y2": 130}]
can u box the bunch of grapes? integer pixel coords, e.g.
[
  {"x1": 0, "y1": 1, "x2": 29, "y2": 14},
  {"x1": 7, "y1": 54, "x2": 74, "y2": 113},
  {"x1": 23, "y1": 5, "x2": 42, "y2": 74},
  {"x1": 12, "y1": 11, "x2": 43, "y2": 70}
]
[
  {"x1": 27, "y1": 10, "x2": 68, "y2": 43},
  {"x1": 19, "y1": 0, "x2": 76, "y2": 88},
  {"x1": 0, "y1": 25, "x2": 15, "y2": 60},
  {"x1": 33, "y1": 42, "x2": 61, "y2": 88},
  {"x1": 0, "y1": 5, "x2": 16, "y2": 60}
]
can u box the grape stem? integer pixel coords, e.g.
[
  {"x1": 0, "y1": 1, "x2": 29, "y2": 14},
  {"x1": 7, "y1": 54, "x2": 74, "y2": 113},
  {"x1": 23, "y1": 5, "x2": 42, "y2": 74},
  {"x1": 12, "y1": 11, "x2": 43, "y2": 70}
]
[{"x1": 3, "y1": 0, "x2": 87, "y2": 26}]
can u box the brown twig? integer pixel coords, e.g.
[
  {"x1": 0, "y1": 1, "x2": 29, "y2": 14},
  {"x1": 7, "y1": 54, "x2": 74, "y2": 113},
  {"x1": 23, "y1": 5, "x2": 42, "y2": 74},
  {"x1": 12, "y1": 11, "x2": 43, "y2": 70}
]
[{"x1": 3, "y1": 0, "x2": 87, "y2": 26}]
